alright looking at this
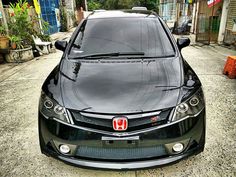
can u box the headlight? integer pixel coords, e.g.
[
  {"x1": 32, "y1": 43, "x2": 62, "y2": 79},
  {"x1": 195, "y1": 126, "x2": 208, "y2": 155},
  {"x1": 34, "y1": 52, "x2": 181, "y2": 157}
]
[
  {"x1": 39, "y1": 91, "x2": 70, "y2": 123},
  {"x1": 172, "y1": 88, "x2": 205, "y2": 122}
]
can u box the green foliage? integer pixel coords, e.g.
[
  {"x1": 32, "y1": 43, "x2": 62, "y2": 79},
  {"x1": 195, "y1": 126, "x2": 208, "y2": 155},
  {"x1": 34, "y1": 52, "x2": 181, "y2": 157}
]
[
  {"x1": 8, "y1": 35, "x2": 21, "y2": 43},
  {"x1": 139, "y1": 0, "x2": 159, "y2": 12},
  {"x1": 0, "y1": 25, "x2": 7, "y2": 36},
  {"x1": 59, "y1": 5, "x2": 68, "y2": 32},
  {"x1": 29, "y1": 14, "x2": 51, "y2": 41},
  {"x1": 8, "y1": 0, "x2": 32, "y2": 48},
  {"x1": 104, "y1": 0, "x2": 139, "y2": 9},
  {"x1": 41, "y1": 19, "x2": 50, "y2": 32},
  {"x1": 88, "y1": 0, "x2": 102, "y2": 11},
  {"x1": 31, "y1": 20, "x2": 51, "y2": 42},
  {"x1": 75, "y1": 0, "x2": 159, "y2": 11},
  {"x1": 37, "y1": 33, "x2": 51, "y2": 42},
  {"x1": 93, "y1": 0, "x2": 159, "y2": 12},
  {"x1": 9, "y1": 35, "x2": 23, "y2": 49}
]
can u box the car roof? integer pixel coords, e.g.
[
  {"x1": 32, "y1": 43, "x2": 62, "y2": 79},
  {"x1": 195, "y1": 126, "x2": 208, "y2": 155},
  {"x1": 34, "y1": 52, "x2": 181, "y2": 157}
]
[{"x1": 87, "y1": 10, "x2": 158, "y2": 20}]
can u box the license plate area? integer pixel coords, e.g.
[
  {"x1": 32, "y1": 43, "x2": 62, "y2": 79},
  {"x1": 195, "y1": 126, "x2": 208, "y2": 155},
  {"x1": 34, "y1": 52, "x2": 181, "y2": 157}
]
[{"x1": 102, "y1": 136, "x2": 139, "y2": 147}]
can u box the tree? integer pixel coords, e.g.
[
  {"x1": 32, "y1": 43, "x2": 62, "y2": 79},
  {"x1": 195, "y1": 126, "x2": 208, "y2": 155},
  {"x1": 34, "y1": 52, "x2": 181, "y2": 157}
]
[
  {"x1": 104, "y1": 0, "x2": 140, "y2": 10},
  {"x1": 87, "y1": 0, "x2": 102, "y2": 11},
  {"x1": 139, "y1": 0, "x2": 159, "y2": 12},
  {"x1": 75, "y1": 0, "x2": 85, "y2": 9},
  {"x1": 75, "y1": 0, "x2": 159, "y2": 12}
]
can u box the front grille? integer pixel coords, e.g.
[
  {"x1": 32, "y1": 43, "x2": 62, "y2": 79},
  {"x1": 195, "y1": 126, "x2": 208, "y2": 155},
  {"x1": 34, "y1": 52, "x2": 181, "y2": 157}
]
[
  {"x1": 76, "y1": 145, "x2": 167, "y2": 160},
  {"x1": 70, "y1": 109, "x2": 171, "y2": 132}
]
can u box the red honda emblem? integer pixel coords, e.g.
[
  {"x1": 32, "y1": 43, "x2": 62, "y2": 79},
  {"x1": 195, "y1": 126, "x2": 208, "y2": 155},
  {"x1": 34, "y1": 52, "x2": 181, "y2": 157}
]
[{"x1": 112, "y1": 117, "x2": 128, "y2": 131}]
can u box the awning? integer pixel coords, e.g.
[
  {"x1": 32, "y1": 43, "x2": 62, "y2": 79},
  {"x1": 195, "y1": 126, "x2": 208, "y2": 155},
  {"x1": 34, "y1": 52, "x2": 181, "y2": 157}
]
[{"x1": 207, "y1": 0, "x2": 222, "y2": 8}]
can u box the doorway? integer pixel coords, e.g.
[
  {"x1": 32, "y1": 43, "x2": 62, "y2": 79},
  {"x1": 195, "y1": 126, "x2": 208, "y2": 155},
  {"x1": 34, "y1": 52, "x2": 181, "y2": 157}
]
[{"x1": 196, "y1": 0, "x2": 222, "y2": 44}]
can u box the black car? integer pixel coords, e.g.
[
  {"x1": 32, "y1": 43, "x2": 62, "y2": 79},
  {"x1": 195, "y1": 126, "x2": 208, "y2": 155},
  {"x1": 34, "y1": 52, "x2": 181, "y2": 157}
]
[{"x1": 39, "y1": 10, "x2": 206, "y2": 170}]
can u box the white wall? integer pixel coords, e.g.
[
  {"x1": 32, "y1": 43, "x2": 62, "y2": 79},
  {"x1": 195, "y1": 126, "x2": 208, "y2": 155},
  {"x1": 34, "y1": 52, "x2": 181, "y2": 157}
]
[{"x1": 218, "y1": 0, "x2": 230, "y2": 43}]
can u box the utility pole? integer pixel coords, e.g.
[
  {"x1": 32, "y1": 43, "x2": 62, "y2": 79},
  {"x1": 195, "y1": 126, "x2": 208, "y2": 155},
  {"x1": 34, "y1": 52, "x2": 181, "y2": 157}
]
[{"x1": 0, "y1": 0, "x2": 9, "y2": 34}]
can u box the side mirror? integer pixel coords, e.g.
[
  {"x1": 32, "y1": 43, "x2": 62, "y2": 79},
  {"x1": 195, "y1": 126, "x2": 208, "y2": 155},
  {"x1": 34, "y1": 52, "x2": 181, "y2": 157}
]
[
  {"x1": 177, "y1": 37, "x2": 190, "y2": 51},
  {"x1": 55, "y1": 40, "x2": 68, "y2": 51}
]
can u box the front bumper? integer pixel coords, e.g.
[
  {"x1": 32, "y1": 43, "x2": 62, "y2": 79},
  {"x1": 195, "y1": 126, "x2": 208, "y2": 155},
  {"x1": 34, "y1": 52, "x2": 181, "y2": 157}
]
[{"x1": 38, "y1": 109, "x2": 205, "y2": 170}]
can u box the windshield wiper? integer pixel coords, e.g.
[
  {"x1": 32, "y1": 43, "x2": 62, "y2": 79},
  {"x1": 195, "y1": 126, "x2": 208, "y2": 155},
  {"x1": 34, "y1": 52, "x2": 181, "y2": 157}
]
[
  {"x1": 160, "y1": 85, "x2": 194, "y2": 91},
  {"x1": 69, "y1": 52, "x2": 145, "y2": 59},
  {"x1": 129, "y1": 54, "x2": 175, "y2": 59}
]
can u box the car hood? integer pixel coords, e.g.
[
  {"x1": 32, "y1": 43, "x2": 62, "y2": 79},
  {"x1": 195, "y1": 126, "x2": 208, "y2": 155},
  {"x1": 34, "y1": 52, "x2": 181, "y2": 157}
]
[{"x1": 60, "y1": 57, "x2": 182, "y2": 114}]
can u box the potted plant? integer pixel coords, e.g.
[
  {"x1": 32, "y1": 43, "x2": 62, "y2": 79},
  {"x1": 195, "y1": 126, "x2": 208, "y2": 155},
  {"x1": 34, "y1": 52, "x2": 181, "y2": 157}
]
[
  {"x1": 0, "y1": 25, "x2": 9, "y2": 49},
  {"x1": 5, "y1": 0, "x2": 34, "y2": 63},
  {"x1": 9, "y1": 35, "x2": 21, "y2": 50}
]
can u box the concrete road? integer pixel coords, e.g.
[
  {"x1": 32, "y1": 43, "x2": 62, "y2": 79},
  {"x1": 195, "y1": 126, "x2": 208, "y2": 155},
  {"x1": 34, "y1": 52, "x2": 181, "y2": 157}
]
[{"x1": 0, "y1": 44, "x2": 235, "y2": 177}]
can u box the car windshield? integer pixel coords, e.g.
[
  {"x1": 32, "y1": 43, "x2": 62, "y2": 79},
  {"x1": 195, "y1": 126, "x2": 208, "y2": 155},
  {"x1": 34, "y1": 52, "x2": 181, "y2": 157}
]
[{"x1": 69, "y1": 17, "x2": 175, "y2": 59}]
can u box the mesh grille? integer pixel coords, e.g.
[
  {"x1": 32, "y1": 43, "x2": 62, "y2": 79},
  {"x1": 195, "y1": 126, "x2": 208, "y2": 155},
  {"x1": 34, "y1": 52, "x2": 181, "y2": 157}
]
[
  {"x1": 70, "y1": 109, "x2": 171, "y2": 132},
  {"x1": 76, "y1": 145, "x2": 167, "y2": 160}
]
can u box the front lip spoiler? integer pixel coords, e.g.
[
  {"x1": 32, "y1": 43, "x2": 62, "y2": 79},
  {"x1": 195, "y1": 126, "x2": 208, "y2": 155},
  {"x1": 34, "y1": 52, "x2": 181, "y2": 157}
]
[{"x1": 50, "y1": 145, "x2": 203, "y2": 170}]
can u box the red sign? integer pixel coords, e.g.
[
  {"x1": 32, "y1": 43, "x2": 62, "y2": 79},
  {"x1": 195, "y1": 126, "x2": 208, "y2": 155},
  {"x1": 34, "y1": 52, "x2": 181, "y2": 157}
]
[
  {"x1": 207, "y1": 0, "x2": 222, "y2": 7},
  {"x1": 113, "y1": 117, "x2": 128, "y2": 131}
]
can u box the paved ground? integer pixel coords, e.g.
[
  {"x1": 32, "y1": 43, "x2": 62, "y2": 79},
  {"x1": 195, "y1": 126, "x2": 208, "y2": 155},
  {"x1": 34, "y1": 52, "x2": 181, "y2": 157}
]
[{"x1": 0, "y1": 34, "x2": 236, "y2": 177}]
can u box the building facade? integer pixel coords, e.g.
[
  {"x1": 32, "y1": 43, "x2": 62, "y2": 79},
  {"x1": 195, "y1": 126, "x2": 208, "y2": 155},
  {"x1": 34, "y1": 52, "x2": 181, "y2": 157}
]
[
  {"x1": 159, "y1": 0, "x2": 236, "y2": 46},
  {"x1": 159, "y1": 0, "x2": 193, "y2": 28},
  {"x1": 194, "y1": 0, "x2": 223, "y2": 44},
  {"x1": 195, "y1": 0, "x2": 236, "y2": 45},
  {"x1": 223, "y1": 0, "x2": 236, "y2": 45}
]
